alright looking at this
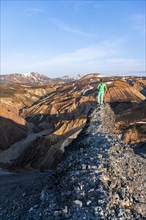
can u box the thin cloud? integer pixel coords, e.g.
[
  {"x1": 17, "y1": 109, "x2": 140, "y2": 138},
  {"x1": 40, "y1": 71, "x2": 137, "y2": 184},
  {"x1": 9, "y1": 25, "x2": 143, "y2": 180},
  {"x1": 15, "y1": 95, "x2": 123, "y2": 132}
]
[
  {"x1": 94, "y1": 3, "x2": 107, "y2": 9},
  {"x1": 26, "y1": 8, "x2": 43, "y2": 17},
  {"x1": 13, "y1": 52, "x2": 25, "y2": 57},
  {"x1": 22, "y1": 39, "x2": 144, "y2": 75},
  {"x1": 132, "y1": 14, "x2": 145, "y2": 21},
  {"x1": 33, "y1": 39, "x2": 123, "y2": 67},
  {"x1": 59, "y1": 1, "x2": 90, "y2": 12},
  {"x1": 73, "y1": 1, "x2": 89, "y2": 12},
  {"x1": 51, "y1": 17, "x2": 94, "y2": 37},
  {"x1": 105, "y1": 58, "x2": 145, "y2": 74},
  {"x1": 106, "y1": 58, "x2": 143, "y2": 65},
  {"x1": 130, "y1": 14, "x2": 145, "y2": 33}
]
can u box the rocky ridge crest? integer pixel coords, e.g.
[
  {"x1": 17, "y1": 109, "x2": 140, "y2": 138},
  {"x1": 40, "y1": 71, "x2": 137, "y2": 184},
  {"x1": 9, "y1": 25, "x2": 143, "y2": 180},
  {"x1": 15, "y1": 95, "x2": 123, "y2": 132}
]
[{"x1": 0, "y1": 104, "x2": 145, "y2": 219}]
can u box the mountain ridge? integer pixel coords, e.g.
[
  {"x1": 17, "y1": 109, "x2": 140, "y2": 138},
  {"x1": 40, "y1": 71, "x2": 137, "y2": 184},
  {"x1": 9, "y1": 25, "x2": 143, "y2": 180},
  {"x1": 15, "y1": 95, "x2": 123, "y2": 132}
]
[
  {"x1": 0, "y1": 104, "x2": 145, "y2": 219},
  {"x1": 0, "y1": 72, "x2": 52, "y2": 85},
  {"x1": 0, "y1": 72, "x2": 104, "y2": 85},
  {"x1": 0, "y1": 76, "x2": 146, "y2": 172}
]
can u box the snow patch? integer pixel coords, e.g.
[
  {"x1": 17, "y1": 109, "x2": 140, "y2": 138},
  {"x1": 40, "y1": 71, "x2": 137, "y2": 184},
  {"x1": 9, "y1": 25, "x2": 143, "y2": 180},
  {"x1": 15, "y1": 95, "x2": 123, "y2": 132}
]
[
  {"x1": 136, "y1": 121, "x2": 146, "y2": 124},
  {"x1": 118, "y1": 134, "x2": 123, "y2": 139},
  {"x1": 21, "y1": 85, "x2": 32, "y2": 87},
  {"x1": 82, "y1": 85, "x2": 94, "y2": 95},
  {"x1": 22, "y1": 73, "x2": 31, "y2": 77},
  {"x1": 25, "y1": 94, "x2": 31, "y2": 98},
  {"x1": 40, "y1": 115, "x2": 44, "y2": 121},
  {"x1": 31, "y1": 75, "x2": 38, "y2": 82},
  {"x1": 56, "y1": 111, "x2": 59, "y2": 117},
  {"x1": 106, "y1": 81, "x2": 112, "y2": 85},
  {"x1": 73, "y1": 86, "x2": 77, "y2": 90},
  {"x1": 14, "y1": 77, "x2": 20, "y2": 82}
]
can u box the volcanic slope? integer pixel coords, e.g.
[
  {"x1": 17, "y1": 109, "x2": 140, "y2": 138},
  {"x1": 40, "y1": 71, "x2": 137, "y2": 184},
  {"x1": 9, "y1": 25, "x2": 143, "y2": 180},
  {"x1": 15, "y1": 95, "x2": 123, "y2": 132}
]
[
  {"x1": 104, "y1": 80, "x2": 145, "y2": 113},
  {"x1": 0, "y1": 82, "x2": 60, "y2": 110},
  {"x1": 0, "y1": 103, "x2": 27, "y2": 150},
  {"x1": 1, "y1": 76, "x2": 145, "y2": 172},
  {"x1": 12, "y1": 77, "x2": 145, "y2": 171},
  {"x1": 126, "y1": 76, "x2": 146, "y2": 97},
  {"x1": 0, "y1": 104, "x2": 145, "y2": 219},
  {"x1": 22, "y1": 77, "x2": 145, "y2": 123},
  {"x1": 115, "y1": 100, "x2": 146, "y2": 152}
]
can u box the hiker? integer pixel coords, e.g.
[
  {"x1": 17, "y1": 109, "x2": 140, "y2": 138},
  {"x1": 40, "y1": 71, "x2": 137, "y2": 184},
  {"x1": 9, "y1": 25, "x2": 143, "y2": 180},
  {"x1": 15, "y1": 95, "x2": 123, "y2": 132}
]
[{"x1": 97, "y1": 79, "x2": 107, "y2": 104}]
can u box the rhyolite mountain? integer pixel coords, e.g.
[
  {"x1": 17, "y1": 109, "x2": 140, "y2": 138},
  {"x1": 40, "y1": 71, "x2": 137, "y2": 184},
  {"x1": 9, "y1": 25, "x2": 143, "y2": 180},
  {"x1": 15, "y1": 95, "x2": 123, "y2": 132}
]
[
  {"x1": 0, "y1": 74, "x2": 146, "y2": 172},
  {"x1": 0, "y1": 72, "x2": 52, "y2": 85},
  {"x1": 0, "y1": 82, "x2": 60, "y2": 109},
  {"x1": 115, "y1": 100, "x2": 146, "y2": 147},
  {"x1": 126, "y1": 76, "x2": 146, "y2": 96},
  {"x1": 0, "y1": 103, "x2": 27, "y2": 150},
  {"x1": 0, "y1": 72, "x2": 96, "y2": 85}
]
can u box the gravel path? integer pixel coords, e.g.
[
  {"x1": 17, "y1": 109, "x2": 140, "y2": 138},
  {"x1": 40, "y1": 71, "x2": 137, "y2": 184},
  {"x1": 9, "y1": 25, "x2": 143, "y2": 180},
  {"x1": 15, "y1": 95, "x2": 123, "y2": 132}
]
[{"x1": 0, "y1": 104, "x2": 145, "y2": 220}]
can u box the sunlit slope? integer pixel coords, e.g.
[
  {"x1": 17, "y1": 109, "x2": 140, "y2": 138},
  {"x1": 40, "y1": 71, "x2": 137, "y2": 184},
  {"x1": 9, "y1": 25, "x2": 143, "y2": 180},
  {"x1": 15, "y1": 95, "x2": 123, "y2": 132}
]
[
  {"x1": 115, "y1": 100, "x2": 146, "y2": 145},
  {"x1": 0, "y1": 83, "x2": 60, "y2": 109}
]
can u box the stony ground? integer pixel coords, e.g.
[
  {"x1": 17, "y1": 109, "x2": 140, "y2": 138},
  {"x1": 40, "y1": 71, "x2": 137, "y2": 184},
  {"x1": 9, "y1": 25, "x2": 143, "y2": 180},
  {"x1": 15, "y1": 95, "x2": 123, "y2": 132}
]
[{"x1": 0, "y1": 104, "x2": 146, "y2": 220}]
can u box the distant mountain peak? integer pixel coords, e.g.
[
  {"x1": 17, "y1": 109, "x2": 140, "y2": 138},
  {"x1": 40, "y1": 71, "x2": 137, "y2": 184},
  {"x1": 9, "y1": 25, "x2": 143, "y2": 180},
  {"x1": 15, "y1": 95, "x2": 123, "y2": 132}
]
[{"x1": 0, "y1": 72, "x2": 51, "y2": 85}]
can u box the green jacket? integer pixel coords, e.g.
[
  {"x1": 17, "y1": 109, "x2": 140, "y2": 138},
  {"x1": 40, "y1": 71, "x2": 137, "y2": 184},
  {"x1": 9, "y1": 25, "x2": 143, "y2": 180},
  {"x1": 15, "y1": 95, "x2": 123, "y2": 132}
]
[{"x1": 97, "y1": 82, "x2": 107, "y2": 94}]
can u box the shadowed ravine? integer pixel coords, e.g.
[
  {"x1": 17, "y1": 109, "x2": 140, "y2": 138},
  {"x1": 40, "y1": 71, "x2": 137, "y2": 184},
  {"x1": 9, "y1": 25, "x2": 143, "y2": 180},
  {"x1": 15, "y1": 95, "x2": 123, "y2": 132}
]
[{"x1": 0, "y1": 104, "x2": 146, "y2": 220}]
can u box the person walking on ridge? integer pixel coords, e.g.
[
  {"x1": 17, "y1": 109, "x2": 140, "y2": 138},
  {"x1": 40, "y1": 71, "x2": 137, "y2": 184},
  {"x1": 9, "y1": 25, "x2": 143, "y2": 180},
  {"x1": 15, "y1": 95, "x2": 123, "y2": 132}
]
[{"x1": 97, "y1": 79, "x2": 107, "y2": 105}]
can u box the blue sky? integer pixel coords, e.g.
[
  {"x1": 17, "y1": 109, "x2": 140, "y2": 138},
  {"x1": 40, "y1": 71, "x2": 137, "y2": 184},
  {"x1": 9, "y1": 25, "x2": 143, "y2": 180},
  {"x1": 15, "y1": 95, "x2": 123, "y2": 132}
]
[{"x1": 1, "y1": 0, "x2": 146, "y2": 77}]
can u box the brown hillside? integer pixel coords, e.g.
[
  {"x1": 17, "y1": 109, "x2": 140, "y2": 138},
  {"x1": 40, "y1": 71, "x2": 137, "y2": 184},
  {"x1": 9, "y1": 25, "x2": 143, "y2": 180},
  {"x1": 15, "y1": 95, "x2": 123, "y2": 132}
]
[
  {"x1": 115, "y1": 100, "x2": 146, "y2": 146},
  {"x1": 0, "y1": 76, "x2": 146, "y2": 172},
  {"x1": 0, "y1": 83, "x2": 60, "y2": 109},
  {"x1": 0, "y1": 103, "x2": 27, "y2": 150}
]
